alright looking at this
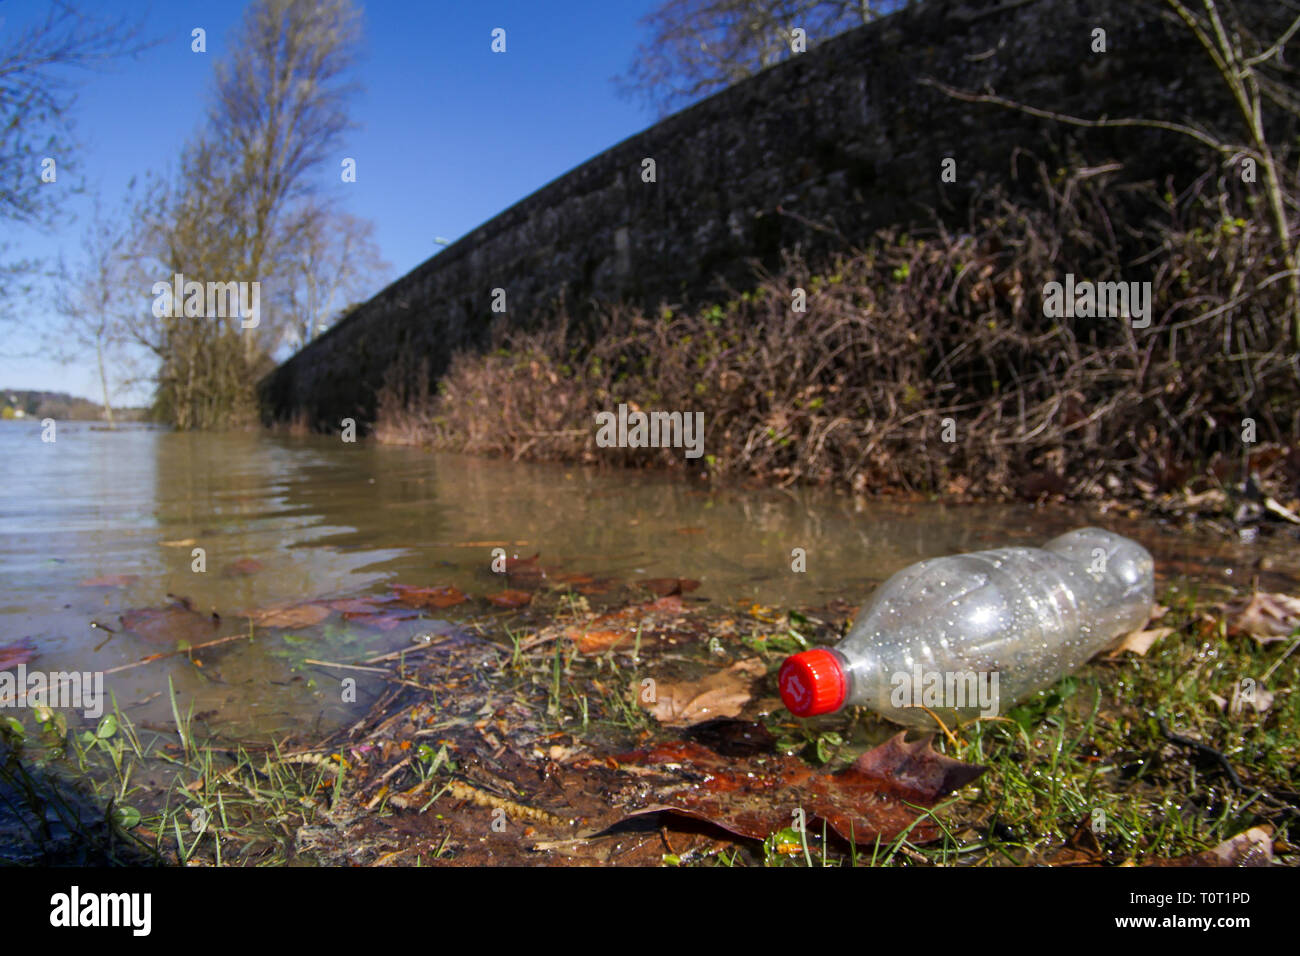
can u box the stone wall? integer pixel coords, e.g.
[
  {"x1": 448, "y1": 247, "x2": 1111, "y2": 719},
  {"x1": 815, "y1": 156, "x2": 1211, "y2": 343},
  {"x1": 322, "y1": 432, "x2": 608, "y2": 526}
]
[{"x1": 258, "y1": 0, "x2": 1234, "y2": 429}]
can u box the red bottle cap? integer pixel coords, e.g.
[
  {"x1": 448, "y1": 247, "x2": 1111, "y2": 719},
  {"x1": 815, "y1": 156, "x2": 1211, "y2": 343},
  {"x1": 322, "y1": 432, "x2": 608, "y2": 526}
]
[{"x1": 779, "y1": 649, "x2": 846, "y2": 717}]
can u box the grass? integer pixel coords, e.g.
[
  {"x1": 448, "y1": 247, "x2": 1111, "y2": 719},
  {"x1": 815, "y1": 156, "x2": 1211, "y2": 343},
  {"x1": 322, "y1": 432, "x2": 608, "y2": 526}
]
[{"x1": 0, "y1": 583, "x2": 1294, "y2": 866}]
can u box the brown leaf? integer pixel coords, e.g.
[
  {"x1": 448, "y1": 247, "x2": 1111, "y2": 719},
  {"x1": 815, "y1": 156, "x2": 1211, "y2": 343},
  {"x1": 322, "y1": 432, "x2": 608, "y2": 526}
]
[
  {"x1": 222, "y1": 557, "x2": 264, "y2": 577},
  {"x1": 239, "y1": 603, "x2": 332, "y2": 628},
  {"x1": 1224, "y1": 591, "x2": 1300, "y2": 643},
  {"x1": 78, "y1": 574, "x2": 139, "y2": 588},
  {"x1": 639, "y1": 658, "x2": 765, "y2": 726},
  {"x1": 505, "y1": 552, "x2": 540, "y2": 572},
  {"x1": 486, "y1": 589, "x2": 533, "y2": 608},
  {"x1": 612, "y1": 733, "x2": 986, "y2": 845},
  {"x1": 0, "y1": 637, "x2": 38, "y2": 670},
  {"x1": 641, "y1": 578, "x2": 702, "y2": 596},
  {"x1": 1145, "y1": 827, "x2": 1273, "y2": 867},
  {"x1": 1105, "y1": 627, "x2": 1174, "y2": 657},
  {"x1": 1046, "y1": 816, "x2": 1105, "y2": 866},
  {"x1": 576, "y1": 578, "x2": 618, "y2": 596},
  {"x1": 392, "y1": 584, "x2": 468, "y2": 610},
  {"x1": 345, "y1": 610, "x2": 417, "y2": 631},
  {"x1": 120, "y1": 604, "x2": 221, "y2": 645},
  {"x1": 566, "y1": 628, "x2": 626, "y2": 654}
]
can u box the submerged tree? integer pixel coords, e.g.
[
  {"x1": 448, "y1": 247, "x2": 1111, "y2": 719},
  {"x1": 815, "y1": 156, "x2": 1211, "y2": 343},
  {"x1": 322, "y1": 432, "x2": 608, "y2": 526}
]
[
  {"x1": 51, "y1": 195, "x2": 141, "y2": 426},
  {"x1": 130, "y1": 0, "x2": 383, "y2": 429}
]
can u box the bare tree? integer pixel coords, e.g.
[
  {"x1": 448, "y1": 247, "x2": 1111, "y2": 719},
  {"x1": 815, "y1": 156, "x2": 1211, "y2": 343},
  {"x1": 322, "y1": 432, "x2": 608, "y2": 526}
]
[
  {"x1": 279, "y1": 205, "x2": 389, "y2": 351},
  {"x1": 616, "y1": 0, "x2": 912, "y2": 115},
  {"x1": 0, "y1": 2, "x2": 146, "y2": 324},
  {"x1": 207, "y1": 0, "x2": 362, "y2": 359},
  {"x1": 52, "y1": 196, "x2": 137, "y2": 426},
  {"x1": 131, "y1": 0, "x2": 367, "y2": 428},
  {"x1": 920, "y1": 0, "x2": 1300, "y2": 346}
]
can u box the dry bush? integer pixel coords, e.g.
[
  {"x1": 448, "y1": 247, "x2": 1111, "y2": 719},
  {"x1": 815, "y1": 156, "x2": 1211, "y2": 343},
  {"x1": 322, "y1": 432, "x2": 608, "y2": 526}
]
[{"x1": 377, "y1": 157, "x2": 1299, "y2": 501}]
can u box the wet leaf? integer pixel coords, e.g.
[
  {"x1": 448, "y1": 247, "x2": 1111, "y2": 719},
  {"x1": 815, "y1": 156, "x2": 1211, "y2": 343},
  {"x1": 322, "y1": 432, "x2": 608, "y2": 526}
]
[
  {"x1": 566, "y1": 628, "x2": 626, "y2": 654},
  {"x1": 0, "y1": 637, "x2": 37, "y2": 670},
  {"x1": 111, "y1": 805, "x2": 141, "y2": 829},
  {"x1": 326, "y1": 597, "x2": 391, "y2": 614},
  {"x1": 639, "y1": 658, "x2": 766, "y2": 726},
  {"x1": 120, "y1": 604, "x2": 220, "y2": 644},
  {"x1": 505, "y1": 552, "x2": 541, "y2": 572},
  {"x1": 78, "y1": 574, "x2": 139, "y2": 588},
  {"x1": 641, "y1": 578, "x2": 701, "y2": 596},
  {"x1": 553, "y1": 572, "x2": 594, "y2": 586},
  {"x1": 1224, "y1": 591, "x2": 1300, "y2": 643},
  {"x1": 683, "y1": 719, "x2": 775, "y2": 757},
  {"x1": 1144, "y1": 827, "x2": 1273, "y2": 867},
  {"x1": 392, "y1": 584, "x2": 469, "y2": 610},
  {"x1": 222, "y1": 557, "x2": 264, "y2": 577},
  {"x1": 576, "y1": 578, "x2": 618, "y2": 596},
  {"x1": 611, "y1": 733, "x2": 986, "y2": 845},
  {"x1": 95, "y1": 715, "x2": 118, "y2": 739},
  {"x1": 486, "y1": 589, "x2": 533, "y2": 608},
  {"x1": 343, "y1": 608, "x2": 420, "y2": 631},
  {"x1": 240, "y1": 603, "x2": 332, "y2": 629},
  {"x1": 158, "y1": 538, "x2": 197, "y2": 548}
]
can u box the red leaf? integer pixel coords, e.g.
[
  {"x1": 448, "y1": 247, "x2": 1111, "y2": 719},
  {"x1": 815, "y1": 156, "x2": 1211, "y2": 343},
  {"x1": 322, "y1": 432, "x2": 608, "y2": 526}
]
[
  {"x1": 392, "y1": 584, "x2": 468, "y2": 610},
  {"x1": 641, "y1": 578, "x2": 701, "y2": 596},
  {"x1": 120, "y1": 603, "x2": 221, "y2": 645},
  {"x1": 0, "y1": 637, "x2": 37, "y2": 670},
  {"x1": 78, "y1": 574, "x2": 139, "y2": 589},
  {"x1": 610, "y1": 733, "x2": 986, "y2": 845},
  {"x1": 238, "y1": 603, "x2": 332, "y2": 628},
  {"x1": 486, "y1": 589, "x2": 533, "y2": 608}
]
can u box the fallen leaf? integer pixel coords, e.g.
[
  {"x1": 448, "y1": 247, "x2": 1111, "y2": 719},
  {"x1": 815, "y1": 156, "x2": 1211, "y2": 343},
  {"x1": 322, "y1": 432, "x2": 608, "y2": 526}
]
[
  {"x1": 641, "y1": 578, "x2": 702, "y2": 596},
  {"x1": 1145, "y1": 827, "x2": 1273, "y2": 867},
  {"x1": 222, "y1": 557, "x2": 264, "y2": 577},
  {"x1": 0, "y1": 637, "x2": 38, "y2": 670},
  {"x1": 505, "y1": 552, "x2": 540, "y2": 572},
  {"x1": 1224, "y1": 591, "x2": 1300, "y2": 643},
  {"x1": 158, "y1": 538, "x2": 197, "y2": 548},
  {"x1": 392, "y1": 584, "x2": 468, "y2": 610},
  {"x1": 486, "y1": 589, "x2": 533, "y2": 608},
  {"x1": 567, "y1": 628, "x2": 626, "y2": 654},
  {"x1": 553, "y1": 572, "x2": 594, "y2": 586},
  {"x1": 684, "y1": 719, "x2": 775, "y2": 757},
  {"x1": 78, "y1": 574, "x2": 139, "y2": 588},
  {"x1": 1046, "y1": 815, "x2": 1105, "y2": 866},
  {"x1": 239, "y1": 603, "x2": 332, "y2": 628},
  {"x1": 326, "y1": 597, "x2": 391, "y2": 614},
  {"x1": 576, "y1": 578, "x2": 618, "y2": 596},
  {"x1": 611, "y1": 733, "x2": 986, "y2": 845},
  {"x1": 639, "y1": 658, "x2": 766, "y2": 726},
  {"x1": 1105, "y1": 627, "x2": 1174, "y2": 657},
  {"x1": 346, "y1": 611, "x2": 417, "y2": 632},
  {"x1": 1209, "y1": 687, "x2": 1275, "y2": 716},
  {"x1": 120, "y1": 603, "x2": 221, "y2": 644}
]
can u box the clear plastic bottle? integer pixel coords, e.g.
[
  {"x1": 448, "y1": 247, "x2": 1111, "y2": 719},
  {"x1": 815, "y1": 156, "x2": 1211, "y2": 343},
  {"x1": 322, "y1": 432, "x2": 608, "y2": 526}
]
[{"x1": 778, "y1": 527, "x2": 1154, "y2": 729}]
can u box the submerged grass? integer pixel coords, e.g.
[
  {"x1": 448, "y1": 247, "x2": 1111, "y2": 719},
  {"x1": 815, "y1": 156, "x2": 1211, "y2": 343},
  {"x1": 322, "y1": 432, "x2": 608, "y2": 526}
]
[{"x1": 0, "y1": 584, "x2": 1294, "y2": 866}]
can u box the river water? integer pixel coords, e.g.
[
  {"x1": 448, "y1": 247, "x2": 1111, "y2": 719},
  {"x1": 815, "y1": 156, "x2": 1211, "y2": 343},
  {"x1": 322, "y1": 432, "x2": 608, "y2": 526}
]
[{"x1": 2, "y1": 421, "x2": 1296, "y2": 740}]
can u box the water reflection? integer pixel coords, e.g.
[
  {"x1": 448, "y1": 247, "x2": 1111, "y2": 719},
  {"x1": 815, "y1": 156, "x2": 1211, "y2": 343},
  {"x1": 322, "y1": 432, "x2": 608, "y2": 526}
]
[{"x1": 0, "y1": 421, "x2": 1294, "y2": 740}]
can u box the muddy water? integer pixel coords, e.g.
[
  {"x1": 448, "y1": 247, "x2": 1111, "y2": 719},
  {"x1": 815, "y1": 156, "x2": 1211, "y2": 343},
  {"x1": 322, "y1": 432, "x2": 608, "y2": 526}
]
[{"x1": 1, "y1": 421, "x2": 1296, "y2": 740}]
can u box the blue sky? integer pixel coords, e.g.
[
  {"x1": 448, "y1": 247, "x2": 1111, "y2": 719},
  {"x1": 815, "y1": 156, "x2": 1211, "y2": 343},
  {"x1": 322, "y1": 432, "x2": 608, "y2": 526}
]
[{"x1": 1, "y1": 0, "x2": 659, "y2": 404}]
